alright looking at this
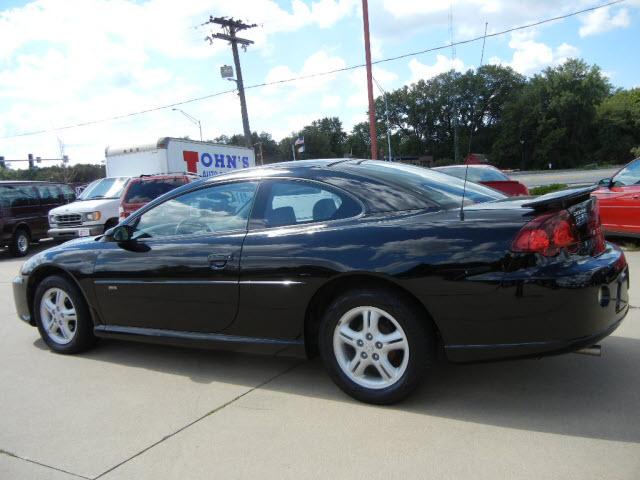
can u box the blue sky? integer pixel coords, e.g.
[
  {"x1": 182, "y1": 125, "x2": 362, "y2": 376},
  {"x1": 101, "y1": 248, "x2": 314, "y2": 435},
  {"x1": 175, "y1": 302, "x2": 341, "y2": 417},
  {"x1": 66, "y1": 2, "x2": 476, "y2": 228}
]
[{"x1": 0, "y1": 0, "x2": 638, "y2": 165}]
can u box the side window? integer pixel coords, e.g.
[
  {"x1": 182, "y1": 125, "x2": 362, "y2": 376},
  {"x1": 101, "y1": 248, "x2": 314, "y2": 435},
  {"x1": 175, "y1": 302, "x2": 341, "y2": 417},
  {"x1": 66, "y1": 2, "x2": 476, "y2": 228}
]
[
  {"x1": 614, "y1": 160, "x2": 640, "y2": 186},
  {"x1": 254, "y1": 180, "x2": 362, "y2": 228},
  {"x1": 37, "y1": 185, "x2": 57, "y2": 203},
  {"x1": 0, "y1": 185, "x2": 39, "y2": 207},
  {"x1": 60, "y1": 185, "x2": 76, "y2": 202},
  {"x1": 132, "y1": 181, "x2": 258, "y2": 239}
]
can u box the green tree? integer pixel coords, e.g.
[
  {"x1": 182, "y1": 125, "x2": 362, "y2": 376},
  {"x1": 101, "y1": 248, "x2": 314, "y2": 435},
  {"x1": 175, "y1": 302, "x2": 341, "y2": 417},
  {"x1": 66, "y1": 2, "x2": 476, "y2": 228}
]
[
  {"x1": 595, "y1": 88, "x2": 640, "y2": 163},
  {"x1": 492, "y1": 59, "x2": 611, "y2": 169}
]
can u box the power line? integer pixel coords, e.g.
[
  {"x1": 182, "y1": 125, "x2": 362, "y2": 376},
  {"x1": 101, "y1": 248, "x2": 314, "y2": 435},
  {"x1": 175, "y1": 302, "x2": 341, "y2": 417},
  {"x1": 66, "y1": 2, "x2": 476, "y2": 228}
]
[{"x1": 1, "y1": 0, "x2": 626, "y2": 141}]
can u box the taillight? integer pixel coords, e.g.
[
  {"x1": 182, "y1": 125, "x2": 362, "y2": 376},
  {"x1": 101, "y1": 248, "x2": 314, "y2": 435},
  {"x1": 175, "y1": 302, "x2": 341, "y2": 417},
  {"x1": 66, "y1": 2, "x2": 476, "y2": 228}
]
[
  {"x1": 118, "y1": 206, "x2": 128, "y2": 220},
  {"x1": 512, "y1": 210, "x2": 579, "y2": 256}
]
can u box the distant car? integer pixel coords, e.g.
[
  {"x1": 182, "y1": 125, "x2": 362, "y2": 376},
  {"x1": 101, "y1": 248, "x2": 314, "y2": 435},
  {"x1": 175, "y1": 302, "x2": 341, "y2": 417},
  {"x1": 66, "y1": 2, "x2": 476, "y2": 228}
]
[
  {"x1": 434, "y1": 165, "x2": 529, "y2": 196},
  {"x1": 0, "y1": 181, "x2": 76, "y2": 256},
  {"x1": 119, "y1": 174, "x2": 195, "y2": 220},
  {"x1": 592, "y1": 157, "x2": 640, "y2": 237}
]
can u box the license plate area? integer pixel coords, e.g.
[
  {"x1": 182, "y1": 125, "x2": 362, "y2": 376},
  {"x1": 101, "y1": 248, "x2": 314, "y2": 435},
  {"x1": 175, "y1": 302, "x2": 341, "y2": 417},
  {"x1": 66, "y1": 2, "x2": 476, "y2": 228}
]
[{"x1": 78, "y1": 228, "x2": 91, "y2": 237}]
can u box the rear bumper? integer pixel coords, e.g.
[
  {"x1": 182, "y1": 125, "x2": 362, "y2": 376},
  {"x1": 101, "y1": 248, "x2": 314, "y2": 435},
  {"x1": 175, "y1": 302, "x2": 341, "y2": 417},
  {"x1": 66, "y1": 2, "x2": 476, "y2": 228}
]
[
  {"x1": 12, "y1": 275, "x2": 33, "y2": 325},
  {"x1": 445, "y1": 244, "x2": 629, "y2": 362},
  {"x1": 48, "y1": 225, "x2": 103, "y2": 240}
]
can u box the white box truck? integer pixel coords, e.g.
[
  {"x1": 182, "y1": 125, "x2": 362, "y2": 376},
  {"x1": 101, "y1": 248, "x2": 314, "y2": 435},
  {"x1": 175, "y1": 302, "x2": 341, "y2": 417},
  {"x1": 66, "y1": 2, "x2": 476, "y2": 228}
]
[{"x1": 48, "y1": 138, "x2": 256, "y2": 240}]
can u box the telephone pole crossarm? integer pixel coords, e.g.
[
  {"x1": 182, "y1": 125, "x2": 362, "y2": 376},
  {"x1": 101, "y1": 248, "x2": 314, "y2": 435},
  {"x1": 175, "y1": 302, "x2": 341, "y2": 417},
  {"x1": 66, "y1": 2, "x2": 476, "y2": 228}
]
[{"x1": 204, "y1": 16, "x2": 257, "y2": 149}]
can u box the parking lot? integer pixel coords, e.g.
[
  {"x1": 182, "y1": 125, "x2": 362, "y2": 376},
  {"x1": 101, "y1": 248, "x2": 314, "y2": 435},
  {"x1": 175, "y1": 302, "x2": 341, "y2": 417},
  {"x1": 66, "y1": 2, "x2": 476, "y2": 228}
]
[{"x1": 1, "y1": 241, "x2": 639, "y2": 480}]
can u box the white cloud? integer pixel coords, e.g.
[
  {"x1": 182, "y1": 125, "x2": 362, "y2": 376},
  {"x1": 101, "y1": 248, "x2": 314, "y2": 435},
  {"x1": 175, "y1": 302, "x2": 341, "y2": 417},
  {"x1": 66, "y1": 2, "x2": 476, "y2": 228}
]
[
  {"x1": 579, "y1": 7, "x2": 630, "y2": 37},
  {"x1": 489, "y1": 32, "x2": 580, "y2": 76},
  {"x1": 408, "y1": 55, "x2": 464, "y2": 82},
  {"x1": 321, "y1": 94, "x2": 341, "y2": 108}
]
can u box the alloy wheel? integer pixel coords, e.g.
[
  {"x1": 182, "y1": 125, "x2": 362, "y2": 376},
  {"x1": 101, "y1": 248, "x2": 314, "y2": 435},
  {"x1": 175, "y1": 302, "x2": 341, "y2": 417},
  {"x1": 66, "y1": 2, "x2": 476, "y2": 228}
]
[
  {"x1": 40, "y1": 288, "x2": 77, "y2": 345},
  {"x1": 332, "y1": 306, "x2": 409, "y2": 390}
]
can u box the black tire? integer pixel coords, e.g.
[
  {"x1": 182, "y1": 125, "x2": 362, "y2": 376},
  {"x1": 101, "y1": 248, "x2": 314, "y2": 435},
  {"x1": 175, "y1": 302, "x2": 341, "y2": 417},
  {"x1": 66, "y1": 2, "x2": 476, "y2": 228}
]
[
  {"x1": 9, "y1": 228, "x2": 30, "y2": 257},
  {"x1": 318, "y1": 288, "x2": 434, "y2": 405},
  {"x1": 34, "y1": 275, "x2": 97, "y2": 354}
]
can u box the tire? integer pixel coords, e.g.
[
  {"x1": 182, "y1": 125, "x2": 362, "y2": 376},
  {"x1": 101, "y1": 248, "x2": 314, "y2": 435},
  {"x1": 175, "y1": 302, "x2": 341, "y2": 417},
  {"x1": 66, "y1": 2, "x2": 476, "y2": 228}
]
[
  {"x1": 34, "y1": 275, "x2": 97, "y2": 354},
  {"x1": 9, "y1": 228, "x2": 30, "y2": 257},
  {"x1": 318, "y1": 288, "x2": 434, "y2": 405}
]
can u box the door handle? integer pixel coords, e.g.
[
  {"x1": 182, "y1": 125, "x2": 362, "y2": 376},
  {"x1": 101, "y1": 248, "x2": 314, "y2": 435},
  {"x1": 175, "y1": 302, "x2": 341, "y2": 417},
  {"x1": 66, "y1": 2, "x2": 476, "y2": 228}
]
[{"x1": 208, "y1": 252, "x2": 233, "y2": 269}]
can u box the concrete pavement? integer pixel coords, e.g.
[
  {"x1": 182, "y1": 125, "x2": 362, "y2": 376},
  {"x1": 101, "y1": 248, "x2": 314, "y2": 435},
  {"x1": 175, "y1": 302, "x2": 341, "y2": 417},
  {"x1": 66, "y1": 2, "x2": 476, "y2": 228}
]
[{"x1": 1, "y1": 240, "x2": 639, "y2": 479}]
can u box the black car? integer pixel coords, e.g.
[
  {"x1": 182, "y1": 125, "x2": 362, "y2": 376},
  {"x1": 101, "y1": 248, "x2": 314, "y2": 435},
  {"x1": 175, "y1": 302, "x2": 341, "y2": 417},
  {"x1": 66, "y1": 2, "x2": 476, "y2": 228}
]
[
  {"x1": 1, "y1": 181, "x2": 76, "y2": 256},
  {"x1": 13, "y1": 160, "x2": 628, "y2": 404}
]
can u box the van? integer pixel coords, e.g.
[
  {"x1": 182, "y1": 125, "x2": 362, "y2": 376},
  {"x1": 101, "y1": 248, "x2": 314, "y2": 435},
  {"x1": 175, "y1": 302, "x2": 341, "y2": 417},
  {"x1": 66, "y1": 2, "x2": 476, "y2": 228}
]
[{"x1": 0, "y1": 181, "x2": 76, "y2": 256}]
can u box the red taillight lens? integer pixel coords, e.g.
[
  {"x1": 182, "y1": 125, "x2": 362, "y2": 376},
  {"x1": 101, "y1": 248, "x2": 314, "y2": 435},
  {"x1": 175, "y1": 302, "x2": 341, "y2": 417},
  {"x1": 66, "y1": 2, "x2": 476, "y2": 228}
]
[{"x1": 512, "y1": 210, "x2": 578, "y2": 256}]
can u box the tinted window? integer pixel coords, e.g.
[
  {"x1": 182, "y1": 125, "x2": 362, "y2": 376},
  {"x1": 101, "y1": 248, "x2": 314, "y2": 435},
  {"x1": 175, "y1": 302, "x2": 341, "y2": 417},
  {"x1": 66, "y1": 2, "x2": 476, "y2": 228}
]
[
  {"x1": 124, "y1": 177, "x2": 189, "y2": 203},
  {"x1": 0, "y1": 185, "x2": 39, "y2": 208},
  {"x1": 255, "y1": 180, "x2": 362, "y2": 228},
  {"x1": 60, "y1": 185, "x2": 76, "y2": 202},
  {"x1": 613, "y1": 159, "x2": 640, "y2": 186},
  {"x1": 78, "y1": 177, "x2": 129, "y2": 200},
  {"x1": 132, "y1": 182, "x2": 257, "y2": 239},
  {"x1": 358, "y1": 161, "x2": 505, "y2": 209},
  {"x1": 37, "y1": 184, "x2": 61, "y2": 203}
]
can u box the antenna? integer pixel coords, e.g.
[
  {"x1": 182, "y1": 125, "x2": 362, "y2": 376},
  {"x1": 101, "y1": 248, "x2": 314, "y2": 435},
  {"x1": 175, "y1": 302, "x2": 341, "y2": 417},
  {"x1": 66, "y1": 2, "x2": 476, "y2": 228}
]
[{"x1": 460, "y1": 21, "x2": 489, "y2": 222}]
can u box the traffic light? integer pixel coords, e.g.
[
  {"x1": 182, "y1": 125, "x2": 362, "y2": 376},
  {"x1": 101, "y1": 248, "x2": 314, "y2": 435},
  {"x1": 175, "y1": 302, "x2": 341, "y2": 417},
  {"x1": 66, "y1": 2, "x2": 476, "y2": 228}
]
[{"x1": 0, "y1": 156, "x2": 5, "y2": 169}]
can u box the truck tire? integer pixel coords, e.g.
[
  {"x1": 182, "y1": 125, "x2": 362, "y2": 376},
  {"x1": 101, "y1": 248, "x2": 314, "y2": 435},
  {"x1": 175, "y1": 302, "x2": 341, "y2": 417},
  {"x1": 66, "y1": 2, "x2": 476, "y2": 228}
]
[{"x1": 9, "y1": 228, "x2": 30, "y2": 257}]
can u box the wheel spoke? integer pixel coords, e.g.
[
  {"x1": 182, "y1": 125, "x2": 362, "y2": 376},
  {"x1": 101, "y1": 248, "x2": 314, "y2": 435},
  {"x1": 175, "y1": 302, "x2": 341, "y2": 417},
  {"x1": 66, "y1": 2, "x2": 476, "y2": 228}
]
[
  {"x1": 60, "y1": 308, "x2": 77, "y2": 322},
  {"x1": 338, "y1": 324, "x2": 361, "y2": 347},
  {"x1": 348, "y1": 356, "x2": 368, "y2": 377},
  {"x1": 59, "y1": 321, "x2": 72, "y2": 339},
  {"x1": 379, "y1": 330, "x2": 407, "y2": 352},
  {"x1": 43, "y1": 298, "x2": 56, "y2": 315},
  {"x1": 365, "y1": 309, "x2": 381, "y2": 334},
  {"x1": 377, "y1": 356, "x2": 398, "y2": 381}
]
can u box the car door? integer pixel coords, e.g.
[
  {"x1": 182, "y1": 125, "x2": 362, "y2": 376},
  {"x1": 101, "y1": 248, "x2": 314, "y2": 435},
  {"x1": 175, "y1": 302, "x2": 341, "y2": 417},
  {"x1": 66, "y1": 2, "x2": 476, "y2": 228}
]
[
  {"x1": 93, "y1": 180, "x2": 259, "y2": 333},
  {"x1": 2, "y1": 184, "x2": 41, "y2": 236},
  {"x1": 596, "y1": 160, "x2": 640, "y2": 234},
  {"x1": 35, "y1": 184, "x2": 60, "y2": 238},
  {"x1": 234, "y1": 179, "x2": 364, "y2": 339}
]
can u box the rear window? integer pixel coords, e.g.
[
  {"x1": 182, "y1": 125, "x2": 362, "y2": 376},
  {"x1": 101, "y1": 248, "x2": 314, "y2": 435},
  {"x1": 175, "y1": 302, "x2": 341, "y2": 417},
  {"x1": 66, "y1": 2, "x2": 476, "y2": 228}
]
[
  {"x1": 358, "y1": 161, "x2": 505, "y2": 209},
  {"x1": 124, "y1": 177, "x2": 188, "y2": 203}
]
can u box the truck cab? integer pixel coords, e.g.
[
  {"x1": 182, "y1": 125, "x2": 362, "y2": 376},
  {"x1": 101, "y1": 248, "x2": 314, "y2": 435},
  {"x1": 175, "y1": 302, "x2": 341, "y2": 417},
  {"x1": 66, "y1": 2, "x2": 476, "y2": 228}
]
[{"x1": 48, "y1": 177, "x2": 130, "y2": 240}]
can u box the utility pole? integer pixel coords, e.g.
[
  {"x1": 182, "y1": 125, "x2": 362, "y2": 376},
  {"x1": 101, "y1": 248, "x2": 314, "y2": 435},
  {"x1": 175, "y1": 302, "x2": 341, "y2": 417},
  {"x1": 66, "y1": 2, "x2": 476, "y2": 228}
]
[
  {"x1": 205, "y1": 16, "x2": 257, "y2": 148},
  {"x1": 361, "y1": 0, "x2": 378, "y2": 160}
]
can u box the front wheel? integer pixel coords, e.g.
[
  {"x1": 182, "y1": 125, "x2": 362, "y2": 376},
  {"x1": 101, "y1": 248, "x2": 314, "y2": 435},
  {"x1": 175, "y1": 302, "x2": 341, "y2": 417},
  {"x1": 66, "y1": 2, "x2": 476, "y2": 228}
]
[
  {"x1": 319, "y1": 289, "x2": 434, "y2": 405},
  {"x1": 34, "y1": 275, "x2": 97, "y2": 354}
]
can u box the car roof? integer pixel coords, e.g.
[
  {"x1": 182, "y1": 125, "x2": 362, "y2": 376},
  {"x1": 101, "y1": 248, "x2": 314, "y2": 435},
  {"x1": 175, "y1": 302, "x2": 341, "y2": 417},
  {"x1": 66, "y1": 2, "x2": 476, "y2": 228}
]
[
  {"x1": 0, "y1": 180, "x2": 60, "y2": 184},
  {"x1": 434, "y1": 164, "x2": 498, "y2": 170}
]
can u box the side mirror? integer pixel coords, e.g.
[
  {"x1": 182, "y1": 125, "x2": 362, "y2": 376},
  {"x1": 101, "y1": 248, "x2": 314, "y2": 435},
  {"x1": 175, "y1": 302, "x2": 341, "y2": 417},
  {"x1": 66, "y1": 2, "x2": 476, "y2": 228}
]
[
  {"x1": 105, "y1": 224, "x2": 134, "y2": 242},
  {"x1": 597, "y1": 177, "x2": 613, "y2": 188}
]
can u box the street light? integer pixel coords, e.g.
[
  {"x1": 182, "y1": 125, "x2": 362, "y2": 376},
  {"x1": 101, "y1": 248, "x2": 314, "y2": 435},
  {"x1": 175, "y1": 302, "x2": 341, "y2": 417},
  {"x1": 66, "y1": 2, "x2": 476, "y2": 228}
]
[{"x1": 172, "y1": 108, "x2": 203, "y2": 142}]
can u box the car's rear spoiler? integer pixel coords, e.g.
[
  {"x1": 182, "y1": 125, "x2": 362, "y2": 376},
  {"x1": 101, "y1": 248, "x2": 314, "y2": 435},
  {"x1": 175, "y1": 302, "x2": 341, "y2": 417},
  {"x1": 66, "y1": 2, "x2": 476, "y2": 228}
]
[{"x1": 521, "y1": 185, "x2": 597, "y2": 212}]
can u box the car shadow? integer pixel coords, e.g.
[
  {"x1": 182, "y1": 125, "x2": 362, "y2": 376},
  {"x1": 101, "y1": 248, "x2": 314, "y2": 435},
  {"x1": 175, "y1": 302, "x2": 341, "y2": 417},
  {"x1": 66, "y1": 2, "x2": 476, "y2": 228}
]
[{"x1": 33, "y1": 331, "x2": 640, "y2": 444}]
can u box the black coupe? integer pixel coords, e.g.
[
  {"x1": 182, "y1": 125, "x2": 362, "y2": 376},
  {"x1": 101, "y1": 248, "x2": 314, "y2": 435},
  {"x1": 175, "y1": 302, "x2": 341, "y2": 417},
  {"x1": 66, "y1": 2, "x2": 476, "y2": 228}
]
[{"x1": 13, "y1": 160, "x2": 629, "y2": 404}]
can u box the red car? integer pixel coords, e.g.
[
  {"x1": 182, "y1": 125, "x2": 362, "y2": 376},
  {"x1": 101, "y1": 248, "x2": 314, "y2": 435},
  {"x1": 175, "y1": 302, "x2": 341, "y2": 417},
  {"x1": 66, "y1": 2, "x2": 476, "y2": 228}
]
[
  {"x1": 119, "y1": 174, "x2": 194, "y2": 220},
  {"x1": 592, "y1": 158, "x2": 640, "y2": 237},
  {"x1": 433, "y1": 164, "x2": 529, "y2": 196}
]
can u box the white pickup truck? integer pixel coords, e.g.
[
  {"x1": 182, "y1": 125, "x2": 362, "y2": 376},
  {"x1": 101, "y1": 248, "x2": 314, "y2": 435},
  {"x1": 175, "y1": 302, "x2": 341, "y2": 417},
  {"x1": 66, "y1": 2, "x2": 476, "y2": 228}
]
[
  {"x1": 47, "y1": 137, "x2": 256, "y2": 240},
  {"x1": 48, "y1": 177, "x2": 129, "y2": 240}
]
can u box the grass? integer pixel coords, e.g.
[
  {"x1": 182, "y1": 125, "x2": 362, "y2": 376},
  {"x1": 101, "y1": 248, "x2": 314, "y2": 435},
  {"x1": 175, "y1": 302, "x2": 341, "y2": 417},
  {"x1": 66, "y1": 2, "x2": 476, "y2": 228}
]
[{"x1": 529, "y1": 183, "x2": 569, "y2": 196}]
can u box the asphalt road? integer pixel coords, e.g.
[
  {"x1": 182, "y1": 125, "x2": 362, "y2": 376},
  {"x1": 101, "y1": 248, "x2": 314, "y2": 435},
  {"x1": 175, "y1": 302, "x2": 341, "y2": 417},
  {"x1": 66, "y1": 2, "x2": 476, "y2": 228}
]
[
  {"x1": 510, "y1": 167, "x2": 619, "y2": 188},
  {"x1": 1, "y1": 240, "x2": 639, "y2": 479}
]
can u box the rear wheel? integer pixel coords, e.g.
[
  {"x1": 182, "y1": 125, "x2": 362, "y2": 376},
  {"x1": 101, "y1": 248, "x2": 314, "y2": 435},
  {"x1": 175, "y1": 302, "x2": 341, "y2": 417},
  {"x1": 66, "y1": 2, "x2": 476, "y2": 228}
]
[
  {"x1": 9, "y1": 228, "x2": 30, "y2": 257},
  {"x1": 319, "y1": 289, "x2": 433, "y2": 405},
  {"x1": 34, "y1": 275, "x2": 97, "y2": 354}
]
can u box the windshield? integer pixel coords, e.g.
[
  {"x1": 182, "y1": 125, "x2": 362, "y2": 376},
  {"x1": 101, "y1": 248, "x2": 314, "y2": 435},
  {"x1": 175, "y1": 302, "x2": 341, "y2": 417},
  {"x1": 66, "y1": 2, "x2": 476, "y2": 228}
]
[
  {"x1": 359, "y1": 161, "x2": 505, "y2": 209},
  {"x1": 613, "y1": 159, "x2": 640, "y2": 186},
  {"x1": 437, "y1": 166, "x2": 508, "y2": 183},
  {"x1": 78, "y1": 177, "x2": 129, "y2": 200}
]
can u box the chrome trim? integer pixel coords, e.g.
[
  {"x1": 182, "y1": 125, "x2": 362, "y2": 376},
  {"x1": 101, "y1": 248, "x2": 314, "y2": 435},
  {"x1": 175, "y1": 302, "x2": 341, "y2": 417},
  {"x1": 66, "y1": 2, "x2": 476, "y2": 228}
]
[{"x1": 94, "y1": 279, "x2": 305, "y2": 286}]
